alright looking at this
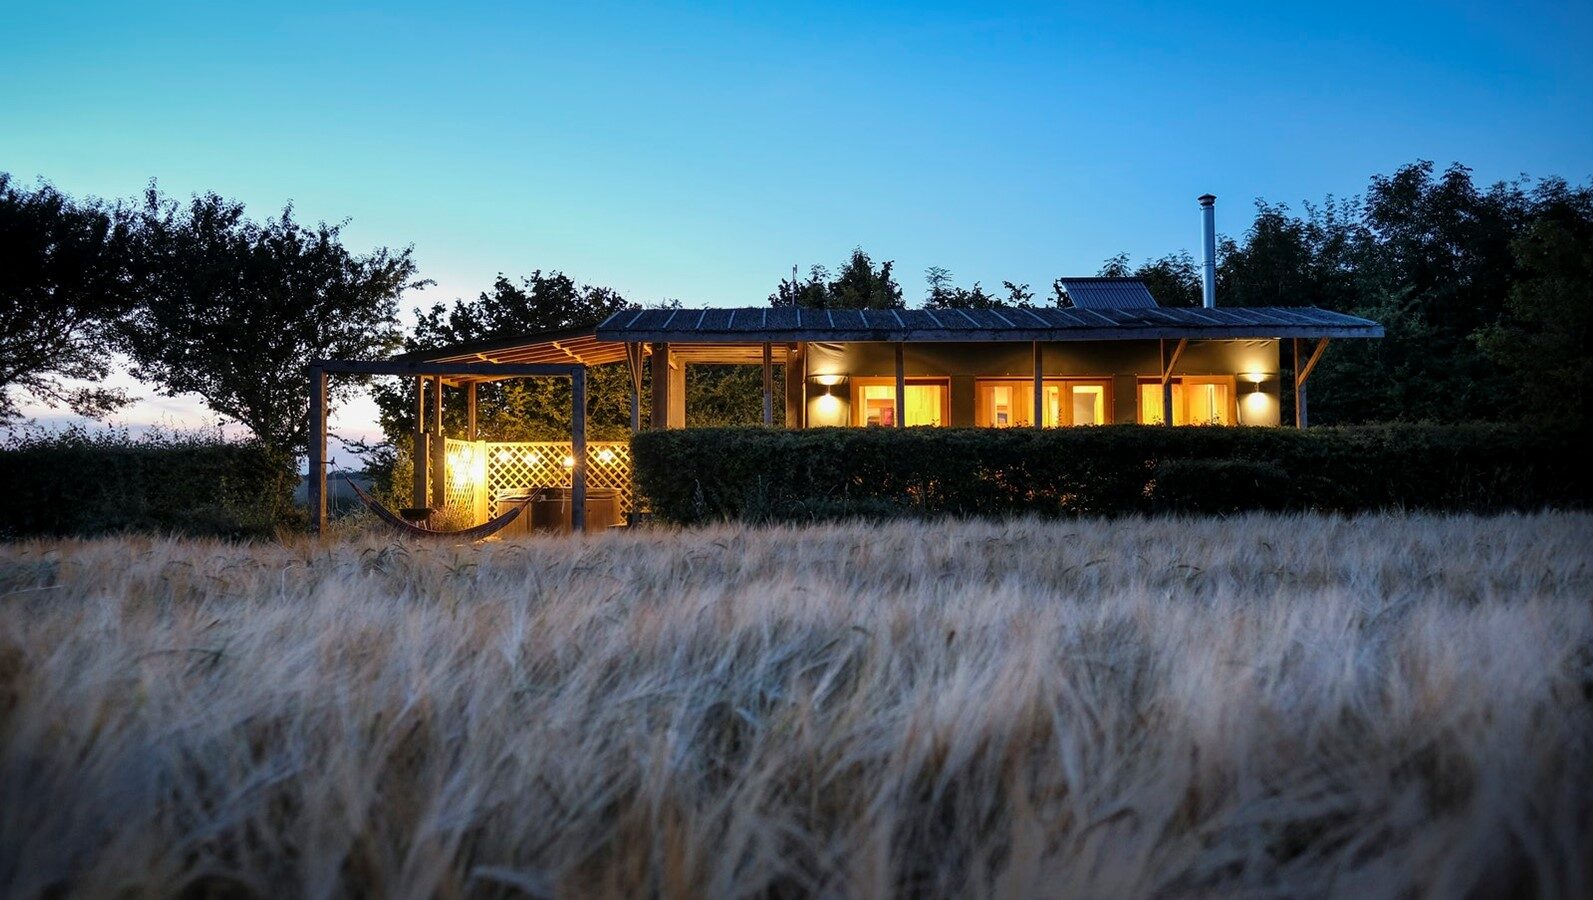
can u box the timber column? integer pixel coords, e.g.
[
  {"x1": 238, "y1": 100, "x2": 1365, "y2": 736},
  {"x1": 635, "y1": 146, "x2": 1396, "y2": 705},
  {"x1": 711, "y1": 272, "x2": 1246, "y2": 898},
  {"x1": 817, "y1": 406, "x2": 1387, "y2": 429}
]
[{"x1": 649, "y1": 342, "x2": 685, "y2": 429}]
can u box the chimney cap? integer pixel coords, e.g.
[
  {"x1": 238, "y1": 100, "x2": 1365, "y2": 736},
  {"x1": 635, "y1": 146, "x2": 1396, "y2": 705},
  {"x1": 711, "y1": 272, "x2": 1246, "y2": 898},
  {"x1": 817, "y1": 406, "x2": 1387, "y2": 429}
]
[{"x1": 1198, "y1": 193, "x2": 1216, "y2": 206}]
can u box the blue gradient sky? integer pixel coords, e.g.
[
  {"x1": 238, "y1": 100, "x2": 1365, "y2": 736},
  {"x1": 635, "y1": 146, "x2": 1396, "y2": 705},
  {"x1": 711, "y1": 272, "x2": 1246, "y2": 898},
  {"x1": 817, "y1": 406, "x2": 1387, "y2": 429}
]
[{"x1": 4, "y1": 1, "x2": 1590, "y2": 448}]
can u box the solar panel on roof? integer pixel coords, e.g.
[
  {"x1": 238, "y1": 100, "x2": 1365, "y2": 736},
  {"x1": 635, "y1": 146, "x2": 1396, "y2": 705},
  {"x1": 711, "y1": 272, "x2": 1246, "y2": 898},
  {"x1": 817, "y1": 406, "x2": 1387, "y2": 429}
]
[{"x1": 1056, "y1": 278, "x2": 1160, "y2": 310}]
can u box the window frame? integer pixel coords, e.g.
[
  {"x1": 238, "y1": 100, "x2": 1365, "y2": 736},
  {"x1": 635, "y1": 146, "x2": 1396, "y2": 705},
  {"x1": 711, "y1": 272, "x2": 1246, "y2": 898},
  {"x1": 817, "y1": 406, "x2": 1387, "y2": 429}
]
[
  {"x1": 850, "y1": 377, "x2": 951, "y2": 427},
  {"x1": 974, "y1": 377, "x2": 1114, "y2": 427},
  {"x1": 1136, "y1": 375, "x2": 1238, "y2": 425}
]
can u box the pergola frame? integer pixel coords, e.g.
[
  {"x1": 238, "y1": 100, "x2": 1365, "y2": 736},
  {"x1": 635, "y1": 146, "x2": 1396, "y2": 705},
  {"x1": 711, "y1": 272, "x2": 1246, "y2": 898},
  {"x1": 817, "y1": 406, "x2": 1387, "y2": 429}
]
[{"x1": 306, "y1": 359, "x2": 588, "y2": 535}]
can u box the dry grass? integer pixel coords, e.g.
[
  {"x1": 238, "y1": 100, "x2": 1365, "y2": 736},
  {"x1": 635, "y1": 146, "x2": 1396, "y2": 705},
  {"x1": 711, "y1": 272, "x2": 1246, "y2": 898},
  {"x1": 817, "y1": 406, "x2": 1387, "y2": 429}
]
[{"x1": 1, "y1": 513, "x2": 1590, "y2": 899}]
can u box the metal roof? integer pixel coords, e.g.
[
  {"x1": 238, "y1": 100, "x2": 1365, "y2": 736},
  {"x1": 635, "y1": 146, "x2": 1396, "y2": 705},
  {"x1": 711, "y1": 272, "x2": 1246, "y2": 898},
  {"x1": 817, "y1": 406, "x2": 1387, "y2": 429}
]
[
  {"x1": 595, "y1": 305, "x2": 1384, "y2": 343},
  {"x1": 393, "y1": 304, "x2": 1383, "y2": 376},
  {"x1": 1056, "y1": 277, "x2": 1159, "y2": 309}
]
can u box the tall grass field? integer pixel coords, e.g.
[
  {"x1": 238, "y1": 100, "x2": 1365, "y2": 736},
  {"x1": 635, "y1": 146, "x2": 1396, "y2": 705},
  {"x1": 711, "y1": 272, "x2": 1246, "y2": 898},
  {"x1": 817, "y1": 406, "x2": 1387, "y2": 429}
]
[{"x1": 2, "y1": 514, "x2": 1590, "y2": 898}]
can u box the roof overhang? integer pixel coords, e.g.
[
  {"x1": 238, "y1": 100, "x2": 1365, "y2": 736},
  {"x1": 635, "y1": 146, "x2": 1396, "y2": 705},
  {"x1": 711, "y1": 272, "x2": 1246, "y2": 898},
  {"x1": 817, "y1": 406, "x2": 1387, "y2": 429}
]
[{"x1": 388, "y1": 305, "x2": 1383, "y2": 382}]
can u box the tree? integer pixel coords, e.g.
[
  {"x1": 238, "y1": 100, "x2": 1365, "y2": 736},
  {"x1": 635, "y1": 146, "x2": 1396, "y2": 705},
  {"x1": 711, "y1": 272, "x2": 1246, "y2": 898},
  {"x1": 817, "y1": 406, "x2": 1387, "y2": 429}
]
[
  {"x1": 1093, "y1": 250, "x2": 1202, "y2": 307},
  {"x1": 0, "y1": 173, "x2": 136, "y2": 422},
  {"x1": 1475, "y1": 180, "x2": 1593, "y2": 428},
  {"x1": 119, "y1": 187, "x2": 421, "y2": 458},
  {"x1": 830, "y1": 249, "x2": 903, "y2": 309},
  {"x1": 770, "y1": 265, "x2": 832, "y2": 308},
  {"x1": 922, "y1": 266, "x2": 1009, "y2": 309},
  {"x1": 770, "y1": 248, "x2": 903, "y2": 309}
]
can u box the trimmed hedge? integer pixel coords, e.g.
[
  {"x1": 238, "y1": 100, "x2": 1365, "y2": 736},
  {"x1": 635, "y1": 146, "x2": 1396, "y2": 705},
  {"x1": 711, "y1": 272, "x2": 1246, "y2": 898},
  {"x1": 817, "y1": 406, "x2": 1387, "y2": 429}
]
[
  {"x1": 0, "y1": 429, "x2": 297, "y2": 539},
  {"x1": 632, "y1": 424, "x2": 1589, "y2": 524}
]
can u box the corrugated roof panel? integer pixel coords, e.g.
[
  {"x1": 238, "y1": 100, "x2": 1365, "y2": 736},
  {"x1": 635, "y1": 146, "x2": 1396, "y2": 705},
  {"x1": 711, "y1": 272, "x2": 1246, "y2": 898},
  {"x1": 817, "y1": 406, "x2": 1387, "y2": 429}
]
[
  {"x1": 1057, "y1": 278, "x2": 1161, "y2": 310},
  {"x1": 898, "y1": 309, "x2": 943, "y2": 330},
  {"x1": 829, "y1": 308, "x2": 866, "y2": 329},
  {"x1": 765, "y1": 307, "x2": 800, "y2": 329}
]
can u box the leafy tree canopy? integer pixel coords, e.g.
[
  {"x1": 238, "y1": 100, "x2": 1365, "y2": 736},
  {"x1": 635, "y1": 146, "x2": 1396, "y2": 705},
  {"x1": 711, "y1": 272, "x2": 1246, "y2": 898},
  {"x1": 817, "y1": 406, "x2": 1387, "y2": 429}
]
[
  {"x1": 1095, "y1": 251, "x2": 1203, "y2": 308},
  {"x1": 119, "y1": 186, "x2": 421, "y2": 457},
  {"x1": 770, "y1": 248, "x2": 903, "y2": 309},
  {"x1": 922, "y1": 267, "x2": 1035, "y2": 309},
  {"x1": 0, "y1": 173, "x2": 137, "y2": 422}
]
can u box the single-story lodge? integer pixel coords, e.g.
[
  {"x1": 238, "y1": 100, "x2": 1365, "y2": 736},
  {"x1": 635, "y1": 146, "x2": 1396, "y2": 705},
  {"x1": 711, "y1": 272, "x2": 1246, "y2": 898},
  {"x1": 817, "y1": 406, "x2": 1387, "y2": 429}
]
[{"x1": 308, "y1": 281, "x2": 1382, "y2": 533}]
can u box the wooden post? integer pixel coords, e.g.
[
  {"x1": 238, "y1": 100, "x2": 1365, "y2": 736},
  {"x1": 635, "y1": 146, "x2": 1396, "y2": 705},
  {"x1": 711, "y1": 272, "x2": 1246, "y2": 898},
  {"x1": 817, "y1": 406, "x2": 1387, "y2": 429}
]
[
  {"x1": 431, "y1": 375, "x2": 444, "y2": 434},
  {"x1": 412, "y1": 376, "x2": 428, "y2": 508},
  {"x1": 1293, "y1": 339, "x2": 1303, "y2": 428},
  {"x1": 466, "y1": 381, "x2": 477, "y2": 441},
  {"x1": 781, "y1": 343, "x2": 805, "y2": 429},
  {"x1": 1032, "y1": 341, "x2": 1044, "y2": 429},
  {"x1": 307, "y1": 366, "x2": 327, "y2": 534},
  {"x1": 1159, "y1": 338, "x2": 1187, "y2": 427},
  {"x1": 1294, "y1": 338, "x2": 1329, "y2": 429},
  {"x1": 571, "y1": 367, "x2": 587, "y2": 532},
  {"x1": 627, "y1": 343, "x2": 643, "y2": 433},
  {"x1": 429, "y1": 375, "x2": 446, "y2": 509},
  {"x1": 894, "y1": 342, "x2": 906, "y2": 428},
  {"x1": 797, "y1": 342, "x2": 808, "y2": 428},
  {"x1": 762, "y1": 341, "x2": 774, "y2": 426},
  {"x1": 650, "y1": 342, "x2": 671, "y2": 429},
  {"x1": 473, "y1": 439, "x2": 488, "y2": 525},
  {"x1": 1160, "y1": 340, "x2": 1174, "y2": 427}
]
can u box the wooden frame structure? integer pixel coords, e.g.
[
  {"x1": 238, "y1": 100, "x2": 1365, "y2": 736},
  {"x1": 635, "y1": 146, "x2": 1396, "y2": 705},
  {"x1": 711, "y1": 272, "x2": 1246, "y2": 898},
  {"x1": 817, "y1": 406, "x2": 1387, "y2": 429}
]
[
  {"x1": 306, "y1": 359, "x2": 588, "y2": 536},
  {"x1": 1293, "y1": 337, "x2": 1330, "y2": 428}
]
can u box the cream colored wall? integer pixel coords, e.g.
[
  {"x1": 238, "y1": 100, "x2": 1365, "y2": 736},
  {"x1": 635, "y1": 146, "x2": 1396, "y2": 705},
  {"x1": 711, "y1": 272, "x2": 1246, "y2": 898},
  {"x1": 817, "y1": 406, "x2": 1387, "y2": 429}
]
[{"x1": 799, "y1": 339, "x2": 1281, "y2": 427}]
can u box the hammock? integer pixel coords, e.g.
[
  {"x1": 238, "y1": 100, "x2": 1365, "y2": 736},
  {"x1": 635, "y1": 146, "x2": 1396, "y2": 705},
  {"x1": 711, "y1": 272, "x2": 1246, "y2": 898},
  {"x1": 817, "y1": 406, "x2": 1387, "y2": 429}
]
[{"x1": 344, "y1": 475, "x2": 534, "y2": 541}]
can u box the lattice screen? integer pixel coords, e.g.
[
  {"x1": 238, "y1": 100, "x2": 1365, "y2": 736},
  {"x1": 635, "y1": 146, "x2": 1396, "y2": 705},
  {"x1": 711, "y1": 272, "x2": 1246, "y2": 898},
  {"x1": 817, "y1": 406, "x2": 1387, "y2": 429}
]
[
  {"x1": 439, "y1": 439, "x2": 633, "y2": 523},
  {"x1": 485, "y1": 441, "x2": 633, "y2": 517},
  {"x1": 442, "y1": 438, "x2": 488, "y2": 523}
]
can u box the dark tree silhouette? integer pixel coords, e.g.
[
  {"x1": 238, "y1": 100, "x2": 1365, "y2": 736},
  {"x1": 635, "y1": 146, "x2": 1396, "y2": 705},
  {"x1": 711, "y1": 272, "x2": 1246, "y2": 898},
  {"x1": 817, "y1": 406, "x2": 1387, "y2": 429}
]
[
  {"x1": 0, "y1": 173, "x2": 137, "y2": 422},
  {"x1": 119, "y1": 186, "x2": 421, "y2": 458}
]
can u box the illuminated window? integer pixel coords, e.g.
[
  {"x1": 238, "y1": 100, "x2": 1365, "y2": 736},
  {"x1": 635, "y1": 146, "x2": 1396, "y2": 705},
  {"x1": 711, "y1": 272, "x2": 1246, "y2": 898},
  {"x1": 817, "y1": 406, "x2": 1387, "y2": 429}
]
[
  {"x1": 1138, "y1": 377, "x2": 1235, "y2": 425},
  {"x1": 977, "y1": 379, "x2": 1112, "y2": 426},
  {"x1": 853, "y1": 379, "x2": 948, "y2": 426}
]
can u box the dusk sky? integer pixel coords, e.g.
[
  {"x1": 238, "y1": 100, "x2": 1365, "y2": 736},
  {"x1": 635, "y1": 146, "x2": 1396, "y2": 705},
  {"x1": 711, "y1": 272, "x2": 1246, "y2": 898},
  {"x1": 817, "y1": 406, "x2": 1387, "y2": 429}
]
[{"x1": 4, "y1": 0, "x2": 1590, "y2": 451}]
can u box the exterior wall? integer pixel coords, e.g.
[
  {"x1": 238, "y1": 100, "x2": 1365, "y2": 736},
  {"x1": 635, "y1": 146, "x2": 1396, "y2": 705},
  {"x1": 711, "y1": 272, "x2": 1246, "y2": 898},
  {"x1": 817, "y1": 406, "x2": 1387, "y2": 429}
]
[{"x1": 800, "y1": 339, "x2": 1282, "y2": 426}]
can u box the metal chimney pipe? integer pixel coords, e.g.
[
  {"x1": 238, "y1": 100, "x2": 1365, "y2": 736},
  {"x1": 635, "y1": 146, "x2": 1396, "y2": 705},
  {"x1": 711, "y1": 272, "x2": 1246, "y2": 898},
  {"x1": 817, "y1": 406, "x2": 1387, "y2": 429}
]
[{"x1": 1198, "y1": 193, "x2": 1217, "y2": 308}]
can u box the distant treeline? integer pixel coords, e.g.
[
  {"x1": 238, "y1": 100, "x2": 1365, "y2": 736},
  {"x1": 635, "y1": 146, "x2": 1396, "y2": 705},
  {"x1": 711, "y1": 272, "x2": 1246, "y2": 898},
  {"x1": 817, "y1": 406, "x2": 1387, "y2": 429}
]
[{"x1": 4, "y1": 159, "x2": 1589, "y2": 479}]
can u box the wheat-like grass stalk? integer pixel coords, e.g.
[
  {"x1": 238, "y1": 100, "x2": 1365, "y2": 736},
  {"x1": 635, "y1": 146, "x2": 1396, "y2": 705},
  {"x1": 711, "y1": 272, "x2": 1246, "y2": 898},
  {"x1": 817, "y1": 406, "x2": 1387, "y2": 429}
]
[{"x1": 1, "y1": 512, "x2": 1589, "y2": 898}]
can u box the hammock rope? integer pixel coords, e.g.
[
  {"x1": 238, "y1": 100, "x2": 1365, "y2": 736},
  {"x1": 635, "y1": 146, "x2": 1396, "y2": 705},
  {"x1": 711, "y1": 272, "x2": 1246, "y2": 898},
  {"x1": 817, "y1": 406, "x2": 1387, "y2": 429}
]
[{"x1": 343, "y1": 474, "x2": 534, "y2": 540}]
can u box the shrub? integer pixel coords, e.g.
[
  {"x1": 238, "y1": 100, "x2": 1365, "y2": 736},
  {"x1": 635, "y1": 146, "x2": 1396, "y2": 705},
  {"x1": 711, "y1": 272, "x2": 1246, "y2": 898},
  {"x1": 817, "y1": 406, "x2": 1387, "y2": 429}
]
[
  {"x1": 0, "y1": 427, "x2": 297, "y2": 539},
  {"x1": 1150, "y1": 458, "x2": 1295, "y2": 514},
  {"x1": 632, "y1": 424, "x2": 1588, "y2": 524}
]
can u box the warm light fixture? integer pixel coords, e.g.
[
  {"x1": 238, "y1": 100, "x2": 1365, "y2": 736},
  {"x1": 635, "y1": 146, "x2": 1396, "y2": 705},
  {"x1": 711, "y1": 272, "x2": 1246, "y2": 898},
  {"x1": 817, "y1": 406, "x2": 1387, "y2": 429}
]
[
  {"x1": 1242, "y1": 372, "x2": 1268, "y2": 384},
  {"x1": 812, "y1": 374, "x2": 846, "y2": 387},
  {"x1": 562, "y1": 455, "x2": 575, "y2": 469}
]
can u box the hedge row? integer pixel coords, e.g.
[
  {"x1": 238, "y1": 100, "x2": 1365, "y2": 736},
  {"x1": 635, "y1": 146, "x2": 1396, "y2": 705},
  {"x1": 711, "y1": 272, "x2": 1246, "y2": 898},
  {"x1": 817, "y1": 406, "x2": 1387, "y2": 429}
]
[
  {"x1": 631, "y1": 424, "x2": 1589, "y2": 524},
  {"x1": 0, "y1": 430, "x2": 298, "y2": 539}
]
